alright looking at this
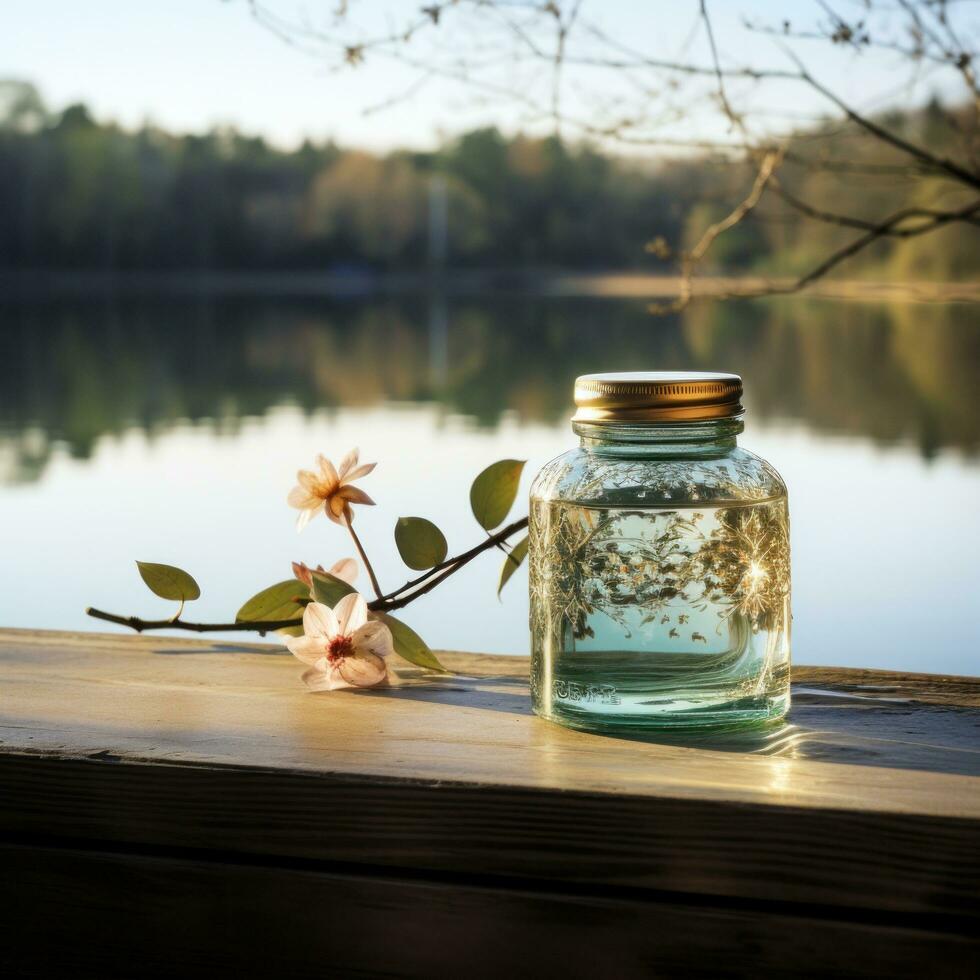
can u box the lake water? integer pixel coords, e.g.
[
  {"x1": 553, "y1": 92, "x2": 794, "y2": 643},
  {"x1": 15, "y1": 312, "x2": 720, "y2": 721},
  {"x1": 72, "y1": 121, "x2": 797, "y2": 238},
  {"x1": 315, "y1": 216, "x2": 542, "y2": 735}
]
[{"x1": 1, "y1": 290, "x2": 978, "y2": 675}]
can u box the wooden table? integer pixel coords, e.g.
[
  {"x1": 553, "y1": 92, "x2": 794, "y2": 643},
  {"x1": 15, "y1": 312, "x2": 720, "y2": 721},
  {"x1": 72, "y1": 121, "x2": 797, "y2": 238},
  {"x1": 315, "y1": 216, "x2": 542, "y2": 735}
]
[{"x1": 1, "y1": 628, "x2": 978, "y2": 978}]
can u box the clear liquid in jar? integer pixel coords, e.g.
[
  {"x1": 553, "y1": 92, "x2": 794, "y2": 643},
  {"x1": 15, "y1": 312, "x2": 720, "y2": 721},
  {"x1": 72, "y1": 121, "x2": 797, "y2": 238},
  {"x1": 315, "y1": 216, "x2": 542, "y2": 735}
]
[{"x1": 529, "y1": 497, "x2": 791, "y2": 731}]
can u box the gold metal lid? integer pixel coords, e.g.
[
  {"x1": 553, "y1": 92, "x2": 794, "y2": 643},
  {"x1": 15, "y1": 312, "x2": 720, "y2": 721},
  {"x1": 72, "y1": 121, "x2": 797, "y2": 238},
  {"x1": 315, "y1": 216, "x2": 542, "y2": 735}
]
[{"x1": 572, "y1": 372, "x2": 743, "y2": 423}]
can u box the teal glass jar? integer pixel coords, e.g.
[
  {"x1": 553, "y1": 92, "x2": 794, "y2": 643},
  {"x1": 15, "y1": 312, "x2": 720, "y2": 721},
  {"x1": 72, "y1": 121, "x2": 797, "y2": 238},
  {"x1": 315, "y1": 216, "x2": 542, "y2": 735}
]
[{"x1": 528, "y1": 372, "x2": 791, "y2": 733}]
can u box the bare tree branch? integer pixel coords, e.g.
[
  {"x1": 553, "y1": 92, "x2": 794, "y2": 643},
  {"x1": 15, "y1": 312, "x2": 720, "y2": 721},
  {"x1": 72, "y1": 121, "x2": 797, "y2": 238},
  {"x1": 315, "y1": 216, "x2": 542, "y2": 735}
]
[
  {"x1": 787, "y1": 53, "x2": 980, "y2": 190},
  {"x1": 772, "y1": 180, "x2": 980, "y2": 231},
  {"x1": 700, "y1": 0, "x2": 744, "y2": 133},
  {"x1": 650, "y1": 149, "x2": 784, "y2": 313},
  {"x1": 697, "y1": 197, "x2": 980, "y2": 303},
  {"x1": 241, "y1": 0, "x2": 980, "y2": 303}
]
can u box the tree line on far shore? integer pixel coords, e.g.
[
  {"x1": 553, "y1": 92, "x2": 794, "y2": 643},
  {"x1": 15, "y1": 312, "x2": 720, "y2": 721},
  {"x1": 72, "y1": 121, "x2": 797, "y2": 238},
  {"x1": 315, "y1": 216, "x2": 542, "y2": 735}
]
[{"x1": 0, "y1": 80, "x2": 976, "y2": 279}]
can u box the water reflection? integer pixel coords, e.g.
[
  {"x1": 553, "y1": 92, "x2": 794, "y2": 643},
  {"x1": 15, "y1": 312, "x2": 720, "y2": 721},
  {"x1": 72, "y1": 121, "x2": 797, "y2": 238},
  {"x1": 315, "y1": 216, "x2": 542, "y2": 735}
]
[{"x1": 1, "y1": 292, "x2": 977, "y2": 483}]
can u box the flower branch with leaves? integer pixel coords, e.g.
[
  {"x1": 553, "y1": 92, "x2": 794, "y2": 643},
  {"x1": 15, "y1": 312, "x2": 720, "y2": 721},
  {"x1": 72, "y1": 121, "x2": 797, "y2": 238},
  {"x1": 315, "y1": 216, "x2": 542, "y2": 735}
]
[{"x1": 86, "y1": 450, "x2": 530, "y2": 687}]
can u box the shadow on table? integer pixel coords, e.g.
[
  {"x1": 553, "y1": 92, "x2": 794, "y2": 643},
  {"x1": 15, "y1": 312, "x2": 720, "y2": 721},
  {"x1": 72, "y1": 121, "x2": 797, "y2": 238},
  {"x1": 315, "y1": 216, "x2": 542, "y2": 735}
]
[
  {"x1": 148, "y1": 646, "x2": 980, "y2": 777},
  {"x1": 153, "y1": 644, "x2": 289, "y2": 656},
  {"x1": 364, "y1": 669, "x2": 534, "y2": 717},
  {"x1": 374, "y1": 671, "x2": 980, "y2": 777}
]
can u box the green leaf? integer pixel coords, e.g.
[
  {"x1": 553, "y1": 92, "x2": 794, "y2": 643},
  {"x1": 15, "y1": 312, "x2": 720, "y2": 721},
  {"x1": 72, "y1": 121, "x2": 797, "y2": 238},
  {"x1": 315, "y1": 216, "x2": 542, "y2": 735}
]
[
  {"x1": 374, "y1": 612, "x2": 448, "y2": 672},
  {"x1": 497, "y1": 535, "x2": 529, "y2": 597},
  {"x1": 236, "y1": 580, "x2": 309, "y2": 626},
  {"x1": 470, "y1": 459, "x2": 525, "y2": 531},
  {"x1": 394, "y1": 516, "x2": 448, "y2": 570},
  {"x1": 136, "y1": 561, "x2": 201, "y2": 602},
  {"x1": 310, "y1": 570, "x2": 357, "y2": 607}
]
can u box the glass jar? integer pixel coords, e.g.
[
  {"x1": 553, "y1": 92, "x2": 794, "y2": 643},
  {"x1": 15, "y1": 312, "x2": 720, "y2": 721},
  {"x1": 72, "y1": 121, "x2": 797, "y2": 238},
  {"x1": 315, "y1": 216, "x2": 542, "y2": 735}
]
[{"x1": 529, "y1": 372, "x2": 791, "y2": 733}]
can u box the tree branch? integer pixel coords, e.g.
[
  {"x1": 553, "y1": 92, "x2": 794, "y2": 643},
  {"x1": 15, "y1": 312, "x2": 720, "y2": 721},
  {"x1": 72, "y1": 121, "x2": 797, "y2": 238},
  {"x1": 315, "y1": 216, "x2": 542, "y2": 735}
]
[
  {"x1": 377, "y1": 517, "x2": 529, "y2": 612},
  {"x1": 691, "y1": 196, "x2": 980, "y2": 302},
  {"x1": 85, "y1": 608, "x2": 296, "y2": 634},
  {"x1": 85, "y1": 516, "x2": 530, "y2": 635},
  {"x1": 788, "y1": 53, "x2": 980, "y2": 190},
  {"x1": 652, "y1": 148, "x2": 783, "y2": 314},
  {"x1": 778, "y1": 197, "x2": 980, "y2": 292},
  {"x1": 243, "y1": 0, "x2": 980, "y2": 310},
  {"x1": 380, "y1": 517, "x2": 529, "y2": 602},
  {"x1": 772, "y1": 180, "x2": 980, "y2": 231},
  {"x1": 700, "y1": 0, "x2": 742, "y2": 133},
  {"x1": 345, "y1": 513, "x2": 384, "y2": 600}
]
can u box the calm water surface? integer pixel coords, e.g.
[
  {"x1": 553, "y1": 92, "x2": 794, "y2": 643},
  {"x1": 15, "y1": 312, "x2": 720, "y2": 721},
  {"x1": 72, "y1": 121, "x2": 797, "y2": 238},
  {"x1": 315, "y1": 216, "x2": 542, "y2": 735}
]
[{"x1": 1, "y1": 291, "x2": 978, "y2": 674}]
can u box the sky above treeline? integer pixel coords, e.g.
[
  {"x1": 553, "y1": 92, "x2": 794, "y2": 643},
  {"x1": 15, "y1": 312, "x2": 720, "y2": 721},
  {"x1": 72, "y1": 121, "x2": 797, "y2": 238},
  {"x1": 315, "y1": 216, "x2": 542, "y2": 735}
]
[{"x1": 3, "y1": 0, "x2": 970, "y2": 151}]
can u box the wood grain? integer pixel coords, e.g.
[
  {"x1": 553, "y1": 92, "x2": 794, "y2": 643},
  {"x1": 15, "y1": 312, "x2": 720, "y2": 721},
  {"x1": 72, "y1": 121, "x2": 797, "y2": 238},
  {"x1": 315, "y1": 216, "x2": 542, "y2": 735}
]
[
  {"x1": 2, "y1": 629, "x2": 978, "y2": 802},
  {"x1": 5, "y1": 844, "x2": 977, "y2": 980},
  {"x1": 1, "y1": 628, "x2": 978, "y2": 975},
  {"x1": 4, "y1": 752, "x2": 978, "y2": 922}
]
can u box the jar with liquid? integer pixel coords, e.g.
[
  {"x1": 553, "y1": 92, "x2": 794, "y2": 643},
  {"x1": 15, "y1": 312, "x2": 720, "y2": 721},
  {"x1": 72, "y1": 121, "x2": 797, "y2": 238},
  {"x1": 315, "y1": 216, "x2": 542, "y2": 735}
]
[{"x1": 529, "y1": 372, "x2": 791, "y2": 733}]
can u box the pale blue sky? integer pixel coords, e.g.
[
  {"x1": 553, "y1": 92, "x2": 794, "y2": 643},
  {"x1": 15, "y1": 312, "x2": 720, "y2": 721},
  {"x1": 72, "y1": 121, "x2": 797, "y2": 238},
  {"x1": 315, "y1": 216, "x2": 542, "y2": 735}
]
[{"x1": 1, "y1": 1, "x2": 969, "y2": 150}]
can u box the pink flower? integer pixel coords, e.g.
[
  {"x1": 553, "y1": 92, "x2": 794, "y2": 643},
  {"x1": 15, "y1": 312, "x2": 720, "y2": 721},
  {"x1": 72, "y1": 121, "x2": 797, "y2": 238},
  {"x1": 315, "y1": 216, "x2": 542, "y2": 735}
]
[
  {"x1": 285, "y1": 593, "x2": 393, "y2": 691},
  {"x1": 291, "y1": 557, "x2": 358, "y2": 590},
  {"x1": 287, "y1": 449, "x2": 376, "y2": 531}
]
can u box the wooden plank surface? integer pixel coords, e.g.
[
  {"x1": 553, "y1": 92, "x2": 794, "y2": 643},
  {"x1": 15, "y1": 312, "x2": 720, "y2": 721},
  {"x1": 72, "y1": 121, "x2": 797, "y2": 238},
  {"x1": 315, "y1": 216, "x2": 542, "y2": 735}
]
[
  {"x1": 5, "y1": 844, "x2": 978, "y2": 980},
  {"x1": 2, "y1": 628, "x2": 978, "y2": 806},
  {"x1": 1, "y1": 626, "x2": 979, "y2": 975}
]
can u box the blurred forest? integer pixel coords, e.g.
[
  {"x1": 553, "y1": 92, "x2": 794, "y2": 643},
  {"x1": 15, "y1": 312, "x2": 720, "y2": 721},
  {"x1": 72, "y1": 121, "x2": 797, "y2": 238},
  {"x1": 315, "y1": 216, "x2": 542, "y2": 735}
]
[{"x1": 1, "y1": 79, "x2": 977, "y2": 279}]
